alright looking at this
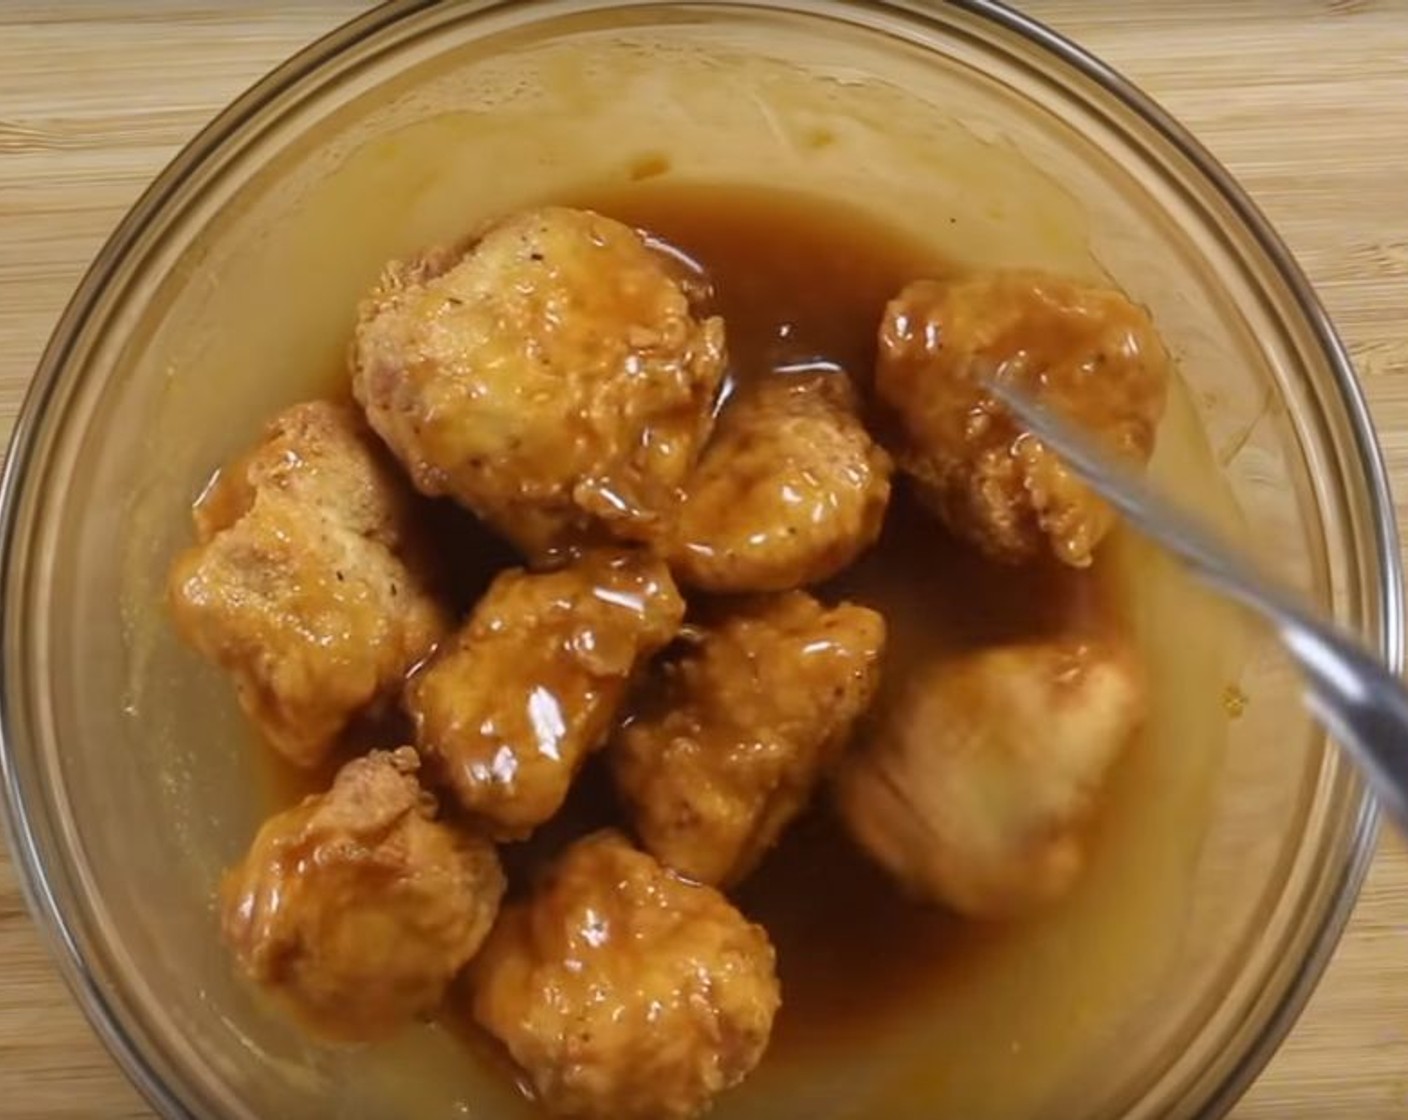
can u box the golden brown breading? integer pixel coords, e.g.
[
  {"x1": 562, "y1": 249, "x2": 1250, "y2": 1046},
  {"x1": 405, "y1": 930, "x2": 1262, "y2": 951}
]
[
  {"x1": 834, "y1": 639, "x2": 1145, "y2": 918},
  {"x1": 220, "y1": 748, "x2": 504, "y2": 1041},
  {"x1": 470, "y1": 831, "x2": 779, "y2": 1120},
  {"x1": 613, "y1": 591, "x2": 885, "y2": 887},
  {"x1": 408, "y1": 550, "x2": 685, "y2": 840},
  {"x1": 351, "y1": 207, "x2": 727, "y2": 559},
  {"x1": 168, "y1": 400, "x2": 449, "y2": 768},
  {"x1": 877, "y1": 271, "x2": 1169, "y2": 567},
  {"x1": 663, "y1": 373, "x2": 891, "y2": 593}
]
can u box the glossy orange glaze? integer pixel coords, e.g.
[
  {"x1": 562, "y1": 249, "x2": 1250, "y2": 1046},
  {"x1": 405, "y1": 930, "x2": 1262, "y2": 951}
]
[
  {"x1": 221, "y1": 748, "x2": 504, "y2": 1042},
  {"x1": 407, "y1": 549, "x2": 685, "y2": 839},
  {"x1": 350, "y1": 208, "x2": 727, "y2": 560},
  {"x1": 877, "y1": 272, "x2": 1169, "y2": 566},
  {"x1": 169, "y1": 401, "x2": 450, "y2": 769},
  {"x1": 612, "y1": 591, "x2": 885, "y2": 888},
  {"x1": 662, "y1": 373, "x2": 893, "y2": 594},
  {"x1": 470, "y1": 831, "x2": 778, "y2": 1120}
]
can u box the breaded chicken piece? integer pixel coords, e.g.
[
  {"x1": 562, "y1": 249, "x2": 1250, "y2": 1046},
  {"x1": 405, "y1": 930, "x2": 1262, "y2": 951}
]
[
  {"x1": 167, "y1": 401, "x2": 449, "y2": 768},
  {"x1": 663, "y1": 373, "x2": 892, "y2": 593},
  {"x1": 471, "y1": 831, "x2": 779, "y2": 1120},
  {"x1": 612, "y1": 592, "x2": 885, "y2": 887},
  {"x1": 408, "y1": 550, "x2": 685, "y2": 840},
  {"x1": 877, "y1": 271, "x2": 1169, "y2": 567},
  {"x1": 351, "y1": 207, "x2": 727, "y2": 560},
  {"x1": 220, "y1": 748, "x2": 504, "y2": 1042},
  {"x1": 833, "y1": 639, "x2": 1145, "y2": 918}
]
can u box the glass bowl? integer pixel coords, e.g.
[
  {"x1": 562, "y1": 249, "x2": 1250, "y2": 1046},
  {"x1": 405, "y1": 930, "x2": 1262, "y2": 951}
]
[{"x1": 0, "y1": 2, "x2": 1399, "y2": 1118}]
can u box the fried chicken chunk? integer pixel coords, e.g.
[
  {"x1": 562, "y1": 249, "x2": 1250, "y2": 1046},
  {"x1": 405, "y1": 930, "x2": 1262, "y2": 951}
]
[
  {"x1": 471, "y1": 831, "x2": 779, "y2": 1120},
  {"x1": 834, "y1": 639, "x2": 1145, "y2": 918},
  {"x1": 613, "y1": 592, "x2": 885, "y2": 887},
  {"x1": 351, "y1": 207, "x2": 727, "y2": 559},
  {"x1": 220, "y1": 748, "x2": 504, "y2": 1041},
  {"x1": 662, "y1": 373, "x2": 892, "y2": 593},
  {"x1": 877, "y1": 271, "x2": 1169, "y2": 567},
  {"x1": 408, "y1": 550, "x2": 685, "y2": 840},
  {"x1": 167, "y1": 401, "x2": 448, "y2": 768}
]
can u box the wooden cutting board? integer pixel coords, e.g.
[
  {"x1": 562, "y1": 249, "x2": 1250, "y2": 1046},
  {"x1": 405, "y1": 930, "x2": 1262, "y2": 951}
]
[{"x1": 1, "y1": 2, "x2": 1405, "y2": 1116}]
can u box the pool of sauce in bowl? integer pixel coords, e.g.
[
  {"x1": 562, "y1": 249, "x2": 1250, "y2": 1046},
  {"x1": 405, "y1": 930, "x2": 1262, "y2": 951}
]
[{"x1": 257, "y1": 182, "x2": 1229, "y2": 1118}]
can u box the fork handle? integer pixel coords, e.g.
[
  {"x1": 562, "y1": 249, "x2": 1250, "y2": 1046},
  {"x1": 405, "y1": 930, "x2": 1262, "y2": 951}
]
[{"x1": 1281, "y1": 619, "x2": 1408, "y2": 832}]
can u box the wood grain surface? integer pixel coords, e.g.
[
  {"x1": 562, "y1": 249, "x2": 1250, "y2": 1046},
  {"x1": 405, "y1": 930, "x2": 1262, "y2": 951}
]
[{"x1": 1, "y1": 2, "x2": 1406, "y2": 1117}]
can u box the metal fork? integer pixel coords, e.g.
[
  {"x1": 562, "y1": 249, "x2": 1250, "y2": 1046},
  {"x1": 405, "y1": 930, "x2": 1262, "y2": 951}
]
[{"x1": 986, "y1": 380, "x2": 1408, "y2": 832}]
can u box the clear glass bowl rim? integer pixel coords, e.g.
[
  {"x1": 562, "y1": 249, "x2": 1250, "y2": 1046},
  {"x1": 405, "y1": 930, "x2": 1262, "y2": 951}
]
[{"x1": 0, "y1": 1, "x2": 1400, "y2": 1117}]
